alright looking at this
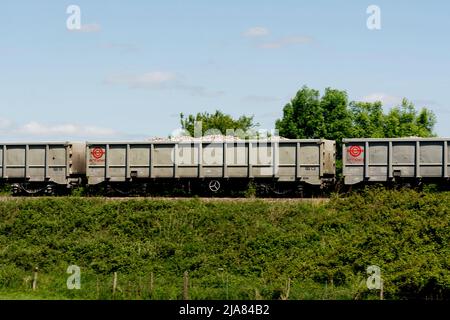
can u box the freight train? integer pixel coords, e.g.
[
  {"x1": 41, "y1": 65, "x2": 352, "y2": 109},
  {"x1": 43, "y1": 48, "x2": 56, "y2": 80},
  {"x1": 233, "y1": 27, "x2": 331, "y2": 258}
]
[{"x1": 1, "y1": 137, "x2": 448, "y2": 196}]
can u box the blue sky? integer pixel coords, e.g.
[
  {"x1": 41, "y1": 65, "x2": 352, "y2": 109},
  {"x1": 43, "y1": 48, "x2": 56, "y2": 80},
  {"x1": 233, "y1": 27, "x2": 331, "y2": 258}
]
[{"x1": 1, "y1": 0, "x2": 449, "y2": 141}]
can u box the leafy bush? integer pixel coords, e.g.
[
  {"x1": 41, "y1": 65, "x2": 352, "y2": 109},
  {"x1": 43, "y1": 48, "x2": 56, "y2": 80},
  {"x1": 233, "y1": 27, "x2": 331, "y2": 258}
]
[{"x1": 0, "y1": 189, "x2": 448, "y2": 300}]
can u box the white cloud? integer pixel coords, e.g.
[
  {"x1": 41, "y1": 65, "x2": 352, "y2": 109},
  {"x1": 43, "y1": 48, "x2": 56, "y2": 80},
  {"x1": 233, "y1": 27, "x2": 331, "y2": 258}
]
[
  {"x1": 0, "y1": 118, "x2": 119, "y2": 139},
  {"x1": 259, "y1": 36, "x2": 313, "y2": 49},
  {"x1": 105, "y1": 71, "x2": 177, "y2": 89},
  {"x1": 16, "y1": 122, "x2": 117, "y2": 137},
  {"x1": 69, "y1": 23, "x2": 101, "y2": 33},
  {"x1": 104, "y1": 71, "x2": 224, "y2": 97},
  {"x1": 0, "y1": 117, "x2": 13, "y2": 130},
  {"x1": 361, "y1": 93, "x2": 403, "y2": 106},
  {"x1": 243, "y1": 27, "x2": 270, "y2": 37},
  {"x1": 178, "y1": 85, "x2": 225, "y2": 98}
]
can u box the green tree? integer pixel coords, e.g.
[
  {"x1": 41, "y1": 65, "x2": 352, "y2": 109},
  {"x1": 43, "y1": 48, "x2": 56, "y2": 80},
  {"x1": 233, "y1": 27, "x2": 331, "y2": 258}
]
[
  {"x1": 277, "y1": 86, "x2": 437, "y2": 140},
  {"x1": 180, "y1": 110, "x2": 257, "y2": 137},
  {"x1": 319, "y1": 88, "x2": 354, "y2": 173},
  {"x1": 321, "y1": 88, "x2": 353, "y2": 142},
  {"x1": 349, "y1": 101, "x2": 385, "y2": 138},
  {"x1": 383, "y1": 99, "x2": 436, "y2": 137},
  {"x1": 416, "y1": 107, "x2": 437, "y2": 136},
  {"x1": 275, "y1": 86, "x2": 437, "y2": 177},
  {"x1": 275, "y1": 86, "x2": 325, "y2": 139}
]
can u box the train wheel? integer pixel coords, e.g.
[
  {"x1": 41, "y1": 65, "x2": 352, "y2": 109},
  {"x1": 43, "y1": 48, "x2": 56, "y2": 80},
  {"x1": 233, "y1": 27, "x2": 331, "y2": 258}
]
[
  {"x1": 256, "y1": 183, "x2": 270, "y2": 196},
  {"x1": 270, "y1": 185, "x2": 291, "y2": 196},
  {"x1": 296, "y1": 184, "x2": 304, "y2": 197},
  {"x1": 15, "y1": 183, "x2": 47, "y2": 196},
  {"x1": 44, "y1": 184, "x2": 56, "y2": 196},
  {"x1": 109, "y1": 183, "x2": 133, "y2": 196},
  {"x1": 11, "y1": 184, "x2": 22, "y2": 196},
  {"x1": 208, "y1": 180, "x2": 221, "y2": 193}
]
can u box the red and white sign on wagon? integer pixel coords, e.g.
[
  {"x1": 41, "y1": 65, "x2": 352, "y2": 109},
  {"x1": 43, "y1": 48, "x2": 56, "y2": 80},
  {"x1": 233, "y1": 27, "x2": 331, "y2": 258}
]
[
  {"x1": 347, "y1": 145, "x2": 364, "y2": 163},
  {"x1": 90, "y1": 147, "x2": 106, "y2": 163}
]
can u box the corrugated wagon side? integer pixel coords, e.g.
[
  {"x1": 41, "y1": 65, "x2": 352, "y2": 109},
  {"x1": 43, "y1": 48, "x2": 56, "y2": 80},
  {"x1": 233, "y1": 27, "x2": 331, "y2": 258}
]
[
  {"x1": 0, "y1": 142, "x2": 86, "y2": 195},
  {"x1": 343, "y1": 138, "x2": 450, "y2": 185},
  {"x1": 86, "y1": 139, "x2": 335, "y2": 195}
]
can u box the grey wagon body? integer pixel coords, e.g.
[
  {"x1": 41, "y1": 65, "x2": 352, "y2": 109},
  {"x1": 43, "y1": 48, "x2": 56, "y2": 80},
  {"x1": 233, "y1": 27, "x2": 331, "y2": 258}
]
[
  {"x1": 343, "y1": 138, "x2": 450, "y2": 185},
  {"x1": 0, "y1": 142, "x2": 86, "y2": 186},
  {"x1": 86, "y1": 139, "x2": 336, "y2": 186}
]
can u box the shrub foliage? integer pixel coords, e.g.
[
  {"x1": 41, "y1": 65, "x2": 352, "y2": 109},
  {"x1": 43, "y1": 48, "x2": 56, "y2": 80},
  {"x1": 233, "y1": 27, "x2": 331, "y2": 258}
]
[{"x1": 0, "y1": 189, "x2": 448, "y2": 300}]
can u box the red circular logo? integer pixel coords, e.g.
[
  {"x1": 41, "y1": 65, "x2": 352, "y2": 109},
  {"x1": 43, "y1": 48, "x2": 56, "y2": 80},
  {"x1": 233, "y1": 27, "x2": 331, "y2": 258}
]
[
  {"x1": 349, "y1": 145, "x2": 363, "y2": 157},
  {"x1": 91, "y1": 147, "x2": 105, "y2": 159}
]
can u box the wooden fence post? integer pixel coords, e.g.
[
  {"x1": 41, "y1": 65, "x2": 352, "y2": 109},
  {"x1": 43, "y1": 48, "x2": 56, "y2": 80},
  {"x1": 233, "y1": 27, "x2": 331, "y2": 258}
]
[
  {"x1": 96, "y1": 277, "x2": 100, "y2": 299},
  {"x1": 112, "y1": 272, "x2": 118, "y2": 296},
  {"x1": 150, "y1": 272, "x2": 154, "y2": 296},
  {"x1": 281, "y1": 278, "x2": 291, "y2": 300},
  {"x1": 32, "y1": 267, "x2": 38, "y2": 291},
  {"x1": 380, "y1": 279, "x2": 384, "y2": 300},
  {"x1": 183, "y1": 271, "x2": 189, "y2": 300}
]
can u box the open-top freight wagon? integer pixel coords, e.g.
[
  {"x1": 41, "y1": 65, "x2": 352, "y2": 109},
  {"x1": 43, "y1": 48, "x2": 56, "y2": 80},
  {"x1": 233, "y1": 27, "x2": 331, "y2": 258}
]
[
  {"x1": 343, "y1": 138, "x2": 450, "y2": 186},
  {"x1": 0, "y1": 142, "x2": 85, "y2": 195},
  {"x1": 0, "y1": 139, "x2": 336, "y2": 196},
  {"x1": 85, "y1": 139, "x2": 336, "y2": 196}
]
